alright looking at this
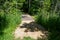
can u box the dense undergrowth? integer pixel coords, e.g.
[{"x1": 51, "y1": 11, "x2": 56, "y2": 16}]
[
  {"x1": 0, "y1": 8, "x2": 22, "y2": 40},
  {"x1": 0, "y1": 0, "x2": 60, "y2": 40},
  {"x1": 36, "y1": 10, "x2": 60, "y2": 31},
  {"x1": 0, "y1": 0, "x2": 24, "y2": 40},
  {"x1": 35, "y1": 10, "x2": 60, "y2": 40},
  {"x1": 23, "y1": 0, "x2": 60, "y2": 40}
]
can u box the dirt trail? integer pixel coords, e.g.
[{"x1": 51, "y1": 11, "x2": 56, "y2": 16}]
[{"x1": 14, "y1": 14, "x2": 48, "y2": 40}]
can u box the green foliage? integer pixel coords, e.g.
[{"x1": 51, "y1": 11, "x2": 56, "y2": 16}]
[
  {"x1": 23, "y1": 37, "x2": 35, "y2": 40},
  {"x1": 35, "y1": 0, "x2": 60, "y2": 31},
  {"x1": 0, "y1": 8, "x2": 22, "y2": 40},
  {"x1": 23, "y1": 0, "x2": 40, "y2": 14},
  {"x1": 0, "y1": 33, "x2": 14, "y2": 40},
  {"x1": 0, "y1": 0, "x2": 24, "y2": 40},
  {"x1": 34, "y1": 0, "x2": 60, "y2": 40},
  {"x1": 0, "y1": 0, "x2": 26, "y2": 10},
  {"x1": 0, "y1": 0, "x2": 60, "y2": 40},
  {"x1": 35, "y1": 11, "x2": 60, "y2": 40},
  {"x1": 36, "y1": 11, "x2": 60, "y2": 30},
  {"x1": 48, "y1": 31, "x2": 60, "y2": 40},
  {"x1": 0, "y1": 10, "x2": 7, "y2": 32},
  {"x1": 29, "y1": 0, "x2": 40, "y2": 15},
  {"x1": 4, "y1": 8, "x2": 22, "y2": 32},
  {"x1": 22, "y1": 0, "x2": 50, "y2": 15}
]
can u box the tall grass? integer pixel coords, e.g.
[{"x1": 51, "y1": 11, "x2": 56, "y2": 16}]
[
  {"x1": 0, "y1": 8, "x2": 22, "y2": 40},
  {"x1": 36, "y1": 9, "x2": 60, "y2": 30},
  {"x1": 0, "y1": 10, "x2": 7, "y2": 32},
  {"x1": 0, "y1": 0, "x2": 26, "y2": 40},
  {"x1": 35, "y1": 10, "x2": 60, "y2": 40}
]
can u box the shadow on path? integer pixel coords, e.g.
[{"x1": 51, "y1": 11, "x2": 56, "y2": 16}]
[
  {"x1": 19, "y1": 22, "x2": 48, "y2": 40},
  {"x1": 20, "y1": 22, "x2": 46, "y2": 32},
  {"x1": 14, "y1": 14, "x2": 48, "y2": 40}
]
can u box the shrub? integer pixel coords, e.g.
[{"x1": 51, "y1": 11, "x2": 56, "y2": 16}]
[
  {"x1": 0, "y1": 8, "x2": 22, "y2": 40},
  {"x1": 0, "y1": 10, "x2": 7, "y2": 32},
  {"x1": 0, "y1": 8, "x2": 22, "y2": 31},
  {"x1": 35, "y1": 0, "x2": 60, "y2": 40},
  {"x1": 35, "y1": 10, "x2": 60, "y2": 31},
  {"x1": 4, "y1": 8, "x2": 22, "y2": 32},
  {"x1": 22, "y1": 0, "x2": 51, "y2": 15},
  {"x1": 0, "y1": 0, "x2": 24, "y2": 40}
]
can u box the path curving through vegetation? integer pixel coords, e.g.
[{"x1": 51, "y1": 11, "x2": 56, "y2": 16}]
[{"x1": 14, "y1": 14, "x2": 48, "y2": 40}]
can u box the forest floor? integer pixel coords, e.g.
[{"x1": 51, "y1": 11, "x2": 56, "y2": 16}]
[{"x1": 14, "y1": 14, "x2": 48, "y2": 40}]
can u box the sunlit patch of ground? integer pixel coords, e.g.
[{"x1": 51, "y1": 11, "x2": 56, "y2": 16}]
[{"x1": 14, "y1": 14, "x2": 48, "y2": 40}]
